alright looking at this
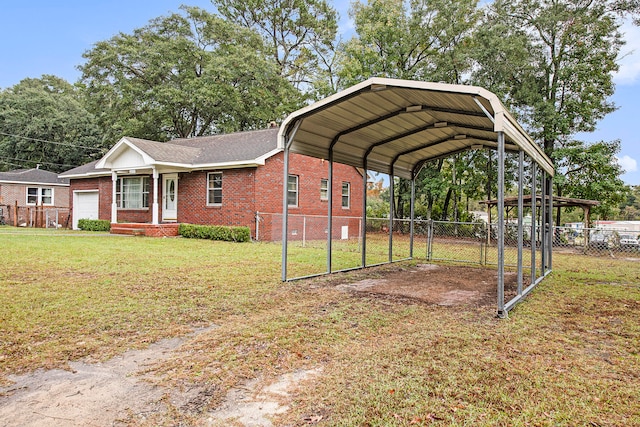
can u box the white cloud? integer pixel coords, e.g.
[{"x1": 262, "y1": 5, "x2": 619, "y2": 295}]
[
  {"x1": 616, "y1": 155, "x2": 638, "y2": 173},
  {"x1": 614, "y1": 20, "x2": 640, "y2": 85}
]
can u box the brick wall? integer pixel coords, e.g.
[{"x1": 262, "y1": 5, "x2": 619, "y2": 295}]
[
  {"x1": 0, "y1": 183, "x2": 69, "y2": 208},
  {"x1": 177, "y1": 169, "x2": 256, "y2": 228},
  {"x1": 255, "y1": 152, "x2": 364, "y2": 217},
  {"x1": 255, "y1": 152, "x2": 364, "y2": 240},
  {"x1": 66, "y1": 152, "x2": 364, "y2": 239}
]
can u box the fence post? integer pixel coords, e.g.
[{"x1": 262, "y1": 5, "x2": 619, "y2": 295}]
[
  {"x1": 358, "y1": 218, "x2": 362, "y2": 255},
  {"x1": 303, "y1": 215, "x2": 306, "y2": 248},
  {"x1": 427, "y1": 219, "x2": 433, "y2": 261},
  {"x1": 13, "y1": 201, "x2": 18, "y2": 227},
  {"x1": 255, "y1": 211, "x2": 260, "y2": 241},
  {"x1": 480, "y1": 229, "x2": 485, "y2": 265}
]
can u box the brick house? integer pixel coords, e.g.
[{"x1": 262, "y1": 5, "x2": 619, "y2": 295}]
[
  {"x1": 0, "y1": 167, "x2": 70, "y2": 227},
  {"x1": 60, "y1": 127, "x2": 364, "y2": 238}
]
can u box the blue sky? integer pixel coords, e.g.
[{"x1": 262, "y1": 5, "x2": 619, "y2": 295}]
[{"x1": 1, "y1": 1, "x2": 638, "y2": 185}]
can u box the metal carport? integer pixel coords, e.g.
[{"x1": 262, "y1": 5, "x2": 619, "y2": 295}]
[{"x1": 278, "y1": 78, "x2": 555, "y2": 317}]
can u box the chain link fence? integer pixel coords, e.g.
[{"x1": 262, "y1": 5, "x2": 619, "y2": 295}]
[
  {"x1": 264, "y1": 211, "x2": 639, "y2": 279},
  {"x1": 0, "y1": 204, "x2": 70, "y2": 229},
  {"x1": 554, "y1": 226, "x2": 640, "y2": 256}
]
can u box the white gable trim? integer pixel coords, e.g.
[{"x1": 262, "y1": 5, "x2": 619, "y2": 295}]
[{"x1": 95, "y1": 137, "x2": 156, "y2": 169}]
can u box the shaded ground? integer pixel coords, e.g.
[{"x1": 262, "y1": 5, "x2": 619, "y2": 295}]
[{"x1": 333, "y1": 263, "x2": 523, "y2": 307}]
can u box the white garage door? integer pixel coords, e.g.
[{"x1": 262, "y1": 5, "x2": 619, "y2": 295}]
[{"x1": 73, "y1": 191, "x2": 99, "y2": 230}]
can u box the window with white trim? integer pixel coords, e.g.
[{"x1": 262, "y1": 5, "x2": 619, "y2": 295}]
[
  {"x1": 116, "y1": 177, "x2": 150, "y2": 209},
  {"x1": 287, "y1": 175, "x2": 298, "y2": 207},
  {"x1": 320, "y1": 179, "x2": 328, "y2": 201},
  {"x1": 207, "y1": 172, "x2": 223, "y2": 205},
  {"x1": 26, "y1": 187, "x2": 53, "y2": 205},
  {"x1": 341, "y1": 182, "x2": 350, "y2": 208}
]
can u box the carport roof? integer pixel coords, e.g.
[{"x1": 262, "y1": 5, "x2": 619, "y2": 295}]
[{"x1": 278, "y1": 78, "x2": 554, "y2": 180}]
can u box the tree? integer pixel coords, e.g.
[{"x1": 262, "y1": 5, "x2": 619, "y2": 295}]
[
  {"x1": 618, "y1": 185, "x2": 640, "y2": 220},
  {"x1": 79, "y1": 6, "x2": 302, "y2": 143},
  {"x1": 472, "y1": 0, "x2": 640, "y2": 223},
  {"x1": 339, "y1": 0, "x2": 480, "y2": 219},
  {"x1": 553, "y1": 139, "x2": 628, "y2": 220},
  {"x1": 474, "y1": 0, "x2": 626, "y2": 157},
  {"x1": 0, "y1": 75, "x2": 103, "y2": 173},
  {"x1": 339, "y1": 0, "x2": 479, "y2": 86},
  {"x1": 213, "y1": 0, "x2": 338, "y2": 94}
]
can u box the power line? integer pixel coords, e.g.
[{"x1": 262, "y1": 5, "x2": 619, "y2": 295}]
[
  {"x1": 0, "y1": 159, "x2": 26, "y2": 169},
  {"x1": 0, "y1": 131, "x2": 104, "y2": 152},
  {"x1": 0, "y1": 155, "x2": 80, "y2": 169}
]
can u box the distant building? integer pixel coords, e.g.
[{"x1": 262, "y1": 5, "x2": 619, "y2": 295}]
[{"x1": 0, "y1": 167, "x2": 70, "y2": 226}]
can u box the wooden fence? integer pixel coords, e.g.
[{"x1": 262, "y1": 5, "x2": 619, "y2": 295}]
[{"x1": 0, "y1": 203, "x2": 70, "y2": 228}]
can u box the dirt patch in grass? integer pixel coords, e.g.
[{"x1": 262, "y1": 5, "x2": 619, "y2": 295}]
[
  {"x1": 0, "y1": 326, "x2": 217, "y2": 426},
  {"x1": 333, "y1": 263, "x2": 524, "y2": 307},
  {"x1": 207, "y1": 368, "x2": 322, "y2": 426}
]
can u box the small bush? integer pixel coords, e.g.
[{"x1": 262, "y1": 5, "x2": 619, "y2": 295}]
[
  {"x1": 77, "y1": 219, "x2": 111, "y2": 232},
  {"x1": 178, "y1": 223, "x2": 250, "y2": 242}
]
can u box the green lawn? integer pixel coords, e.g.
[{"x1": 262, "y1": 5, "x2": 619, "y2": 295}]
[{"x1": 1, "y1": 227, "x2": 639, "y2": 426}]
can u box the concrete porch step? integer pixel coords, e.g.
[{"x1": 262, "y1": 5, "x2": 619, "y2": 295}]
[{"x1": 110, "y1": 223, "x2": 180, "y2": 237}]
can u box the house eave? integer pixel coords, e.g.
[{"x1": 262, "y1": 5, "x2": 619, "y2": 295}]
[
  {"x1": 189, "y1": 160, "x2": 266, "y2": 171},
  {"x1": 60, "y1": 170, "x2": 112, "y2": 180},
  {"x1": 0, "y1": 179, "x2": 69, "y2": 187}
]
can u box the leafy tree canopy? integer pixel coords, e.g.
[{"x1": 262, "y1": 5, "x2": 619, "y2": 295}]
[
  {"x1": 339, "y1": 0, "x2": 480, "y2": 87},
  {"x1": 213, "y1": 0, "x2": 338, "y2": 95},
  {"x1": 0, "y1": 75, "x2": 103, "y2": 173},
  {"x1": 79, "y1": 6, "x2": 303, "y2": 143},
  {"x1": 553, "y1": 139, "x2": 627, "y2": 218},
  {"x1": 473, "y1": 0, "x2": 627, "y2": 156}
]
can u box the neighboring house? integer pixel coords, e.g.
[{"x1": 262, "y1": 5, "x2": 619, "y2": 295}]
[
  {"x1": 60, "y1": 127, "x2": 364, "y2": 238},
  {"x1": 0, "y1": 167, "x2": 70, "y2": 226}
]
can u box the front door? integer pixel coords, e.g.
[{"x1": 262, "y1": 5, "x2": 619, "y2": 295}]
[{"x1": 162, "y1": 174, "x2": 178, "y2": 222}]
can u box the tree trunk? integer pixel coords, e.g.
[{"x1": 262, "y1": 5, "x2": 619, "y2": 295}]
[
  {"x1": 442, "y1": 187, "x2": 453, "y2": 220},
  {"x1": 555, "y1": 184, "x2": 562, "y2": 227}
]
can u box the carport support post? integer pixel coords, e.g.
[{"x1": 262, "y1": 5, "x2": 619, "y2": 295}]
[
  {"x1": 328, "y1": 148, "x2": 334, "y2": 273},
  {"x1": 541, "y1": 171, "x2": 547, "y2": 272},
  {"x1": 388, "y1": 171, "x2": 394, "y2": 263},
  {"x1": 517, "y1": 150, "x2": 524, "y2": 296},
  {"x1": 548, "y1": 180, "x2": 553, "y2": 271},
  {"x1": 281, "y1": 146, "x2": 291, "y2": 281},
  {"x1": 362, "y1": 160, "x2": 368, "y2": 268},
  {"x1": 410, "y1": 177, "x2": 416, "y2": 258},
  {"x1": 530, "y1": 163, "x2": 537, "y2": 285},
  {"x1": 281, "y1": 121, "x2": 300, "y2": 282},
  {"x1": 497, "y1": 131, "x2": 506, "y2": 317}
]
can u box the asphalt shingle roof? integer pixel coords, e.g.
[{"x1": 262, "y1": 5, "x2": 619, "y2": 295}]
[
  {"x1": 0, "y1": 168, "x2": 69, "y2": 185},
  {"x1": 170, "y1": 128, "x2": 279, "y2": 164},
  {"x1": 125, "y1": 137, "x2": 203, "y2": 164},
  {"x1": 59, "y1": 160, "x2": 105, "y2": 178},
  {"x1": 60, "y1": 128, "x2": 281, "y2": 177}
]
